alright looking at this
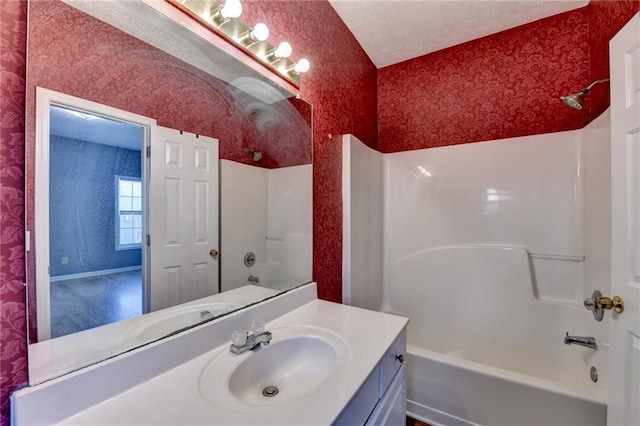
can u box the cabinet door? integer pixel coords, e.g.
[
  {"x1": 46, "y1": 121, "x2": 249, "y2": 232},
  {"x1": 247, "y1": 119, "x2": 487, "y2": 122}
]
[
  {"x1": 367, "y1": 363, "x2": 406, "y2": 426},
  {"x1": 334, "y1": 366, "x2": 381, "y2": 426}
]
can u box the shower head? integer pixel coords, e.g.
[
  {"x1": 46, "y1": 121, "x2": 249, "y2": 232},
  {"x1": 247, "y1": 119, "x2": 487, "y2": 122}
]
[
  {"x1": 245, "y1": 148, "x2": 263, "y2": 162},
  {"x1": 561, "y1": 79, "x2": 610, "y2": 110},
  {"x1": 561, "y1": 91, "x2": 587, "y2": 110}
]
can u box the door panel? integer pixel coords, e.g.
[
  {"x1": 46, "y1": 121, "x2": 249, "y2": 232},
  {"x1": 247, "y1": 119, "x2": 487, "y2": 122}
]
[
  {"x1": 609, "y1": 13, "x2": 640, "y2": 426},
  {"x1": 150, "y1": 127, "x2": 219, "y2": 311}
]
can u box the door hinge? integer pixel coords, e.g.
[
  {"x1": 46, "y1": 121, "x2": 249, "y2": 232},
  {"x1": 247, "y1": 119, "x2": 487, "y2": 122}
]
[
  {"x1": 146, "y1": 146, "x2": 151, "y2": 158},
  {"x1": 146, "y1": 234, "x2": 151, "y2": 246}
]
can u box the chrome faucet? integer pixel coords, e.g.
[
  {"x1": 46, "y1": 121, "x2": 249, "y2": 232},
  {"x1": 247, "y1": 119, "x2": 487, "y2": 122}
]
[
  {"x1": 248, "y1": 275, "x2": 260, "y2": 284},
  {"x1": 564, "y1": 332, "x2": 597, "y2": 350},
  {"x1": 230, "y1": 322, "x2": 272, "y2": 354}
]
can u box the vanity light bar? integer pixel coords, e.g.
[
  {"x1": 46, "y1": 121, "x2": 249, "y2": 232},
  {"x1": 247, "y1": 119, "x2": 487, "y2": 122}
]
[{"x1": 169, "y1": 0, "x2": 310, "y2": 87}]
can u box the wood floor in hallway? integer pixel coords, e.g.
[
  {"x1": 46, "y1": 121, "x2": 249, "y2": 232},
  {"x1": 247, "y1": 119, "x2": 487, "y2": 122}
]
[{"x1": 50, "y1": 269, "x2": 142, "y2": 338}]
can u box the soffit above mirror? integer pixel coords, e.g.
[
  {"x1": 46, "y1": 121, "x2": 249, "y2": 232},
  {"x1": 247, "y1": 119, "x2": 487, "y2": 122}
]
[{"x1": 61, "y1": 0, "x2": 299, "y2": 104}]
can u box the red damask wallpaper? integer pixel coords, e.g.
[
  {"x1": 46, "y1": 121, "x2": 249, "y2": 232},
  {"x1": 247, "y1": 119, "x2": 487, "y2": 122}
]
[
  {"x1": 0, "y1": 0, "x2": 29, "y2": 424},
  {"x1": 378, "y1": 8, "x2": 592, "y2": 152},
  {"x1": 379, "y1": 2, "x2": 640, "y2": 153},
  {"x1": 26, "y1": 0, "x2": 312, "y2": 167}
]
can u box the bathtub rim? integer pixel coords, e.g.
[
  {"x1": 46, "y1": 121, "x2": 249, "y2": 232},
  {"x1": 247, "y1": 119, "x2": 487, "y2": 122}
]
[{"x1": 407, "y1": 344, "x2": 608, "y2": 406}]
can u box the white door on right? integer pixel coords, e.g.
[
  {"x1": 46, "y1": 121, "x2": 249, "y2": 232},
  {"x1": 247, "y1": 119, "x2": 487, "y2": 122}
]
[{"x1": 609, "y1": 12, "x2": 640, "y2": 426}]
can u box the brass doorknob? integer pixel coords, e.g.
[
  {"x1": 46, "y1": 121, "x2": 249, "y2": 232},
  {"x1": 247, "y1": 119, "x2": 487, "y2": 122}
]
[
  {"x1": 209, "y1": 249, "x2": 219, "y2": 258},
  {"x1": 595, "y1": 295, "x2": 624, "y2": 313},
  {"x1": 608, "y1": 296, "x2": 624, "y2": 313},
  {"x1": 584, "y1": 290, "x2": 624, "y2": 321}
]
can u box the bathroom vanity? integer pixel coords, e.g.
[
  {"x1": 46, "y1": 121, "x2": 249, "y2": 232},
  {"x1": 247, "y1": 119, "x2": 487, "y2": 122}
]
[{"x1": 12, "y1": 283, "x2": 408, "y2": 425}]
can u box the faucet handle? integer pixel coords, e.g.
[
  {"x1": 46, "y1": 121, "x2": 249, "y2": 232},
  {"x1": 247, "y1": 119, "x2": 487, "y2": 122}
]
[
  {"x1": 232, "y1": 330, "x2": 247, "y2": 347},
  {"x1": 251, "y1": 321, "x2": 265, "y2": 335}
]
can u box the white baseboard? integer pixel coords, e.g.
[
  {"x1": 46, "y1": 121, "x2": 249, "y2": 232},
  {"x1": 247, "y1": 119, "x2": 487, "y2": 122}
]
[{"x1": 50, "y1": 265, "x2": 142, "y2": 282}]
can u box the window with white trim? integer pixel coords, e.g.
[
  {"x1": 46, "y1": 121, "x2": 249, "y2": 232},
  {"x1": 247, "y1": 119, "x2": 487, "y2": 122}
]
[{"x1": 116, "y1": 176, "x2": 142, "y2": 250}]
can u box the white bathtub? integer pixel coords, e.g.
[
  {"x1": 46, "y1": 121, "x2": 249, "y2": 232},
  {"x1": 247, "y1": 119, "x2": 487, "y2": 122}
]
[
  {"x1": 384, "y1": 246, "x2": 609, "y2": 426},
  {"x1": 406, "y1": 345, "x2": 606, "y2": 426}
]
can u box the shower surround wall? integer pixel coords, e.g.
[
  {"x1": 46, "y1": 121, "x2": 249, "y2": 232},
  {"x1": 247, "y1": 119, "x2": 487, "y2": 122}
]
[
  {"x1": 344, "y1": 110, "x2": 611, "y2": 311},
  {"x1": 342, "y1": 136, "x2": 383, "y2": 310},
  {"x1": 343, "y1": 109, "x2": 612, "y2": 425},
  {"x1": 383, "y1": 111, "x2": 612, "y2": 425},
  {"x1": 382, "y1": 109, "x2": 611, "y2": 320},
  {"x1": 220, "y1": 161, "x2": 313, "y2": 292}
]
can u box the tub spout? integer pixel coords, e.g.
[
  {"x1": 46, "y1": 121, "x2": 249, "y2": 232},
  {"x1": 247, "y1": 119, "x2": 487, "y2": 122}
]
[{"x1": 564, "y1": 332, "x2": 597, "y2": 350}]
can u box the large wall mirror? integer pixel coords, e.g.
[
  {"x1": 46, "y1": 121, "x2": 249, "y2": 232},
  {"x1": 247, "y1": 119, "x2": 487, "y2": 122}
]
[{"x1": 25, "y1": 0, "x2": 312, "y2": 384}]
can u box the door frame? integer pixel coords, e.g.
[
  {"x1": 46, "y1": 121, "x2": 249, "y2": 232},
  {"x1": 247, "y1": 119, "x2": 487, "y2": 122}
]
[{"x1": 34, "y1": 87, "x2": 156, "y2": 341}]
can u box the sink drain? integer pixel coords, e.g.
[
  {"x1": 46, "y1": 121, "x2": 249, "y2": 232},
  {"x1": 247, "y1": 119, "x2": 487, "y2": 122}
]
[{"x1": 262, "y1": 385, "x2": 279, "y2": 397}]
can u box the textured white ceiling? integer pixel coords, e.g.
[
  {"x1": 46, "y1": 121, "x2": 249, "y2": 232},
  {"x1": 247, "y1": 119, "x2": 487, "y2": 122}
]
[
  {"x1": 50, "y1": 106, "x2": 143, "y2": 151},
  {"x1": 328, "y1": 0, "x2": 589, "y2": 68}
]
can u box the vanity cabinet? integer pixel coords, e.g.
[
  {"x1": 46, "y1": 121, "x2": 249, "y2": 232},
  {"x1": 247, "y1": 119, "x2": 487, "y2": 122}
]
[
  {"x1": 368, "y1": 363, "x2": 406, "y2": 425},
  {"x1": 334, "y1": 329, "x2": 407, "y2": 425}
]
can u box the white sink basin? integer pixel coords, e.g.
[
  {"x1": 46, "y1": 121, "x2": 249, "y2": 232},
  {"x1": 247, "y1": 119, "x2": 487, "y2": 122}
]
[
  {"x1": 229, "y1": 336, "x2": 337, "y2": 405},
  {"x1": 127, "y1": 303, "x2": 241, "y2": 341},
  {"x1": 198, "y1": 325, "x2": 352, "y2": 411}
]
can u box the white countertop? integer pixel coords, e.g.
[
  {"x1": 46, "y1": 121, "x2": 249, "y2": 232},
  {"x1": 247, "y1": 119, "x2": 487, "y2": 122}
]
[{"x1": 55, "y1": 300, "x2": 408, "y2": 425}]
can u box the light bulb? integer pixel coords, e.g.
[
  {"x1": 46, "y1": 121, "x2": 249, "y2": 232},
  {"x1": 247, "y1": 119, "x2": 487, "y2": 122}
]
[
  {"x1": 251, "y1": 23, "x2": 269, "y2": 42},
  {"x1": 274, "y1": 42, "x2": 292, "y2": 59},
  {"x1": 293, "y1": 58, "x2": 310, "y2": 73},
  {"x1": 220, "y1": 0, "x2": 242, "y2": 19}
]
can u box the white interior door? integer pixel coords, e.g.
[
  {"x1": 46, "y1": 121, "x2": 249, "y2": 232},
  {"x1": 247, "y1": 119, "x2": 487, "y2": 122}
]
[
  {"x1": 149, "y1": 127, "x2": 219, "y2": 311},
  {"x1": 609, "y1": 12, "x2": 640, "y2": 426}
]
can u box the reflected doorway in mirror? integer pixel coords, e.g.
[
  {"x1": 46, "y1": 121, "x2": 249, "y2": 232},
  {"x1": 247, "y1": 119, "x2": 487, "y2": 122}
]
[{"x1": 34, "y1": 88, "x2": 155, "y2": 341}]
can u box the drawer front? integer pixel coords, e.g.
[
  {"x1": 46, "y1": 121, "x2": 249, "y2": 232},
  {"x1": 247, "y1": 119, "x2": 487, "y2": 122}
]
[{"x1": 379, "y1": 329, "x2": 406, "y2": 395}]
